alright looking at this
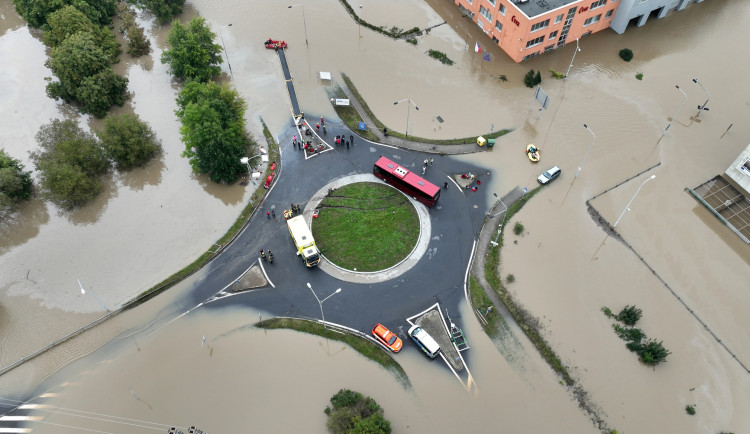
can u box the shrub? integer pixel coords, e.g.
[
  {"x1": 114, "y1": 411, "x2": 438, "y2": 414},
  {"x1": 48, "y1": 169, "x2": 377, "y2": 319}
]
[
  {"x1": 427, "y1": 49, "x2": 454, "y2": 65},
  {"x1": 549, "y1": 69, "x2": 564, "y2": 79},
  {"x1": 506, "y1": 274, "x2": 515, "y2": 284},
  {"x1": 637, "y1": 339, "x2": 671, "y2": 365},
  {"x1": 97, "y1": 113, "x2": 162, "y2": 170},
  {"x1": 513, "y1": 221, "x2": 525, "y2": 235},
  {"x1": 617, "y1": 305, "x2": 642, "y2": 326},
  {"x1": 619, "y1": 48, "x2": 633, "y2": 62},
  {"x1": 613, "y1": 324, "x2": 644, "y2": 343},
  {"x1": 523, "y1": 69, "x2": 536, "y2": 88},
  {"x1": 685, "y1": 405, "x2": 696, "y2": 415},
  {"x1": 30, "y1": 119, "x2": 110, "y2": 209},
  {"x1": 0, "y1": 149, "x2": 34, "y2": 216},
  {"x1": 406, "y1": 38, "x2": 417, "y2": 45},
  {"x1": 325, "y1": 389, "x2": 391, "y2": 434},
  {"x1": 635, "y1": 72, "x2": 643, "y2": 80}
]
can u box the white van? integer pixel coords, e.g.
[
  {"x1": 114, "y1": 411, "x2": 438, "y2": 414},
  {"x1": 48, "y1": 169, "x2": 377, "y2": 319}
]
[{"x1": 408, "y1": 325, "x2": 441, "y2": 359}]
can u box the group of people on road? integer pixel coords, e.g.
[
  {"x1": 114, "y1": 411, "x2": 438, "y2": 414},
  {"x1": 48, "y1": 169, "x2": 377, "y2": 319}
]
[
  {"x1": 259, "y1": 249, "x2": 274, "y2": 263},
  {"x1": 334, "y1": 134, "x2": 354, "y2": 149}
]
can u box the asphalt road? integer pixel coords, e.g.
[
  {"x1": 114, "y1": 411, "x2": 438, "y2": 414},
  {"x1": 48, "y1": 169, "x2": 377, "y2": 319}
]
[{"x1": 192, "y1": 120, "x2": 491, "y2": 340}]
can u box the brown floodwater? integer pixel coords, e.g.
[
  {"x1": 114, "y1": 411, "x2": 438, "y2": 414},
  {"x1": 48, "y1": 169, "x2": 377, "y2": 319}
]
[{"x1": 2, "y1": 0, "x2": 750, "y2": 432}]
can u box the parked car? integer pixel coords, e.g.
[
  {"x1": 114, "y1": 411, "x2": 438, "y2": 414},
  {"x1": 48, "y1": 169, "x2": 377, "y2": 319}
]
[
  {"x1": 537, "y1": 166, "x2": 561, "y2": 184},
  {"x1": 372, "y1": 323, "x2": 403, "y2": 352}
]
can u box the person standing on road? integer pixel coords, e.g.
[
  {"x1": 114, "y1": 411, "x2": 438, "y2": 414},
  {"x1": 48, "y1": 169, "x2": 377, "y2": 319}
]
[
  {"x1": 266, "y1": 211, "x2": 271, "y2": 219},
  {"x1": 271, "y1": 209, "x2": 276, "y2": 218},
  {"x1": 443, "y1": 181, "x2": 448, "y2": 189},
  {"x1": 320, "y1": 116, "x2": 324, "y2": 126},
  {"x1": 429, "y1": 158, "x2": 434, "y2": 166},
  {"x1": 346, "y1": 139, "x2": 350, "y2": 149},
  {"x1": 350, "y1": 135, "x2": 354, "y2": 145},
  {"x1": 260, "y1": 250, "x2": 266, "y2": 261}
]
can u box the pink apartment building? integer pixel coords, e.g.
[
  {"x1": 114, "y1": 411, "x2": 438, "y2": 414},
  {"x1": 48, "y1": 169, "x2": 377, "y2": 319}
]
[{"x1": 455, "y1": 0, "x2": 619, "y2": 62}]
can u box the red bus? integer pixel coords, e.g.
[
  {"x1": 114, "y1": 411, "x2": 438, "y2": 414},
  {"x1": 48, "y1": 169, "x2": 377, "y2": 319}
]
[{"x1": 373, "y1": 156, "x2": 440, "y2": 207}]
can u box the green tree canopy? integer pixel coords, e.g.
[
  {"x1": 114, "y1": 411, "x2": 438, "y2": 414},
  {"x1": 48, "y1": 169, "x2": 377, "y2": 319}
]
[
  {"x1": 42, "y1": 5, "x2": 121, "y2": 62},
  {"x1": 13, "y1": 0, "x2": 116, "y2": 28},
  {"x1": 161, "y1": 17, "x2": 223, "y2": 82},
  {"x1": 0, "y1": 149, "x2": 34, "y2": 218},
  {"x1": 138, "y1": 0, "x2": 185, "y2": 25},
  {"x1": 45, "y1": 32, "x2": 128, "y2": 118},
  {"x1": 97, "y1": 113, "x2": 162, "y2": 170},
  {"x1": 176, "y1": 81, "x2": 249, "y2": 183},
  {"x1": 324, "y1": 389, "x2": 391, "y2": 434},
  {"x1": 30, "y1": 119, "x2": 110, "y2": 209}
]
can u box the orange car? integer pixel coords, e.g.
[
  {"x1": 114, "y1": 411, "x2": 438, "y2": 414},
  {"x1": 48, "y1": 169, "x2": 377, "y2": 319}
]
[{"x1": 372, "y1": 323, "x2": 403, "y2": 353}]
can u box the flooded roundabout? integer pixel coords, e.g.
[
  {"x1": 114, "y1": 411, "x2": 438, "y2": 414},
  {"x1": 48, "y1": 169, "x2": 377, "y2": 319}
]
[{"x1": 2, "y1": 0, "x2": 750, "y2": 432}]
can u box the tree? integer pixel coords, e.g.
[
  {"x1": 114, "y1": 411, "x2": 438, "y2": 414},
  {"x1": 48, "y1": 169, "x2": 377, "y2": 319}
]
[
  {"x1": 30, "y1": 119, "x2": 110, "y2": 209},
  {"x1": 619, "y1": 48, "x2": 634, "y2": 62},
  {"x1": 523, "y1": 69, "x2": 536, "y2": 88},
  {"x1": 161, "y1": 17, "x2": 223, "y2": 82},
  {"x1": 617, "y1": 305, "x2": 643, "y2": 326},
  {"x1": 45, "y1": 32, "x2": 127, "y2": 118},
  {"x1": 0, "y1": 149, "x2": 33, "y2": 218},
  {"x1": 176, "y1": 81, "x2": 250, "y2": 183},
  {"x1": 76, "y1": 68, "x2": 129, "y2": 118},
  {"x1": 138, "y1": 0, "x2": 185, "y2": 25},
  {"x1": 324, "y1": 389, "x2": 391, "y2": 434},
  {"x1": 13, "y1": 0, "x2": 116, "y2": 28},
  {"x1": 116, "y1": 2, "x2": 151, "y2": 57},
  {"x1": 534, "y1": 70, "x2": 542, "y2": 85},
  {"x1": 97, "y1": 113, "x2": 162, "y2": 170},
  {"x1": 42, "y1": 6, "x2": 121, "y2": 62}
]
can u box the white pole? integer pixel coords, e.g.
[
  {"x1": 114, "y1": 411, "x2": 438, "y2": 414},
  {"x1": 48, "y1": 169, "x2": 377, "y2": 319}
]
[
  {"x1": 577, "y1": 124, "x2": 596, "y2": 178},
  {"x1": 613, "y1": 175, "x2": 656, "y2": 228}
]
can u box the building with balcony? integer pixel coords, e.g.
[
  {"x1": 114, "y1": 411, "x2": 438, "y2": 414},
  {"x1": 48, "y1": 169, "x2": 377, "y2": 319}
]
[{"x1": 455, "y1": 0, "x2": 707, "y2": 62}]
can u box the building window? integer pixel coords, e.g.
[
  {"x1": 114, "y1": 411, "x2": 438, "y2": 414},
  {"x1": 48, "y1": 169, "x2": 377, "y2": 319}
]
[
  {"x1": 495, "y1": 20, "x2": 503, "y2": 32},
  {"x1": 466, "y1": 0, "x2": 472, "y2": 4},
  {"x1": 605, "y1": 9, "x2": 613, "y2": 18},
  {"x1": 526, "y1": 35, "x2": 545, "y2": 48},
  {"x1": 591, "y1": 0, "x2": 607, "y2": 9},
  {"x1": 583, "y1": 14, "x2": 602, "y2": 26},
  {"x1": 479, "y1": 6, "x2": 492, "y2": 22},
  {"x1": 555, "y1": 14, "x2": 563, "y2": 24},
  {"x1": 549, "y1": 30, "x2": 558, "y2": 39},
  {"x1": 530, "y1": 19, "x2": 550, "y2": 32},
  {"x1": 499, "y1": 4, "x2": 506, "y2": 15},
  {"x1": 487, "y1": 0, "x2": 496, "y2": 5}
]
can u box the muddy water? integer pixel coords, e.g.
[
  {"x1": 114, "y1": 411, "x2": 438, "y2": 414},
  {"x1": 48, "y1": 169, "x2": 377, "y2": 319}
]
[
  {"x1": 2, "y1": 0, "x2": 750, "y2": 431},
  {"x1": 0, "y1": 5, "x2": 254, "y2": 366},
  {"x1": 20, "y1": 304, "x2": 595, "y2": 433}
]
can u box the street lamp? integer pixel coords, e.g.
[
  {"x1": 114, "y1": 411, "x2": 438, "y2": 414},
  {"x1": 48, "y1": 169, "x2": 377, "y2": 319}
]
[
  {"x1": 78, "y1": 279, "x2": 109, "y2": 312},
  {"x1": 306, "y1": 283, "x2": 342, "y2": 333},
  {"x1": 219, "y1": 24, "x2": 233, "y2": 80},
  {"x1": 662, "y1": 85, "x2": 687, "y2": 137},
  {"x1": 288, "y1": 4, "x2": 309, "y2": 47},
  {"x1": 613, "y1": 175, "x2": 656, "y2": 228},
  {"x1": 564, "y1": 38, "x2": 580, "y2": 79},
  {"x1": 692, "y1": 78, "x2": 710, "y2": 112},
  {"x1": 576, "y1": 124, "x2": 596, "y2": 179},
  {"x1": 393, "y1": 99, "x2": 419, "y2": 138},
  {"x1": 490, "y1": 193, "x2": 508, "y2": 247}
]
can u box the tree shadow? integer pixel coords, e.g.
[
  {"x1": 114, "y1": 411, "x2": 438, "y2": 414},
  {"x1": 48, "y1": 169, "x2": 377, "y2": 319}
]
[
  {"x1": 118, "y1": 155, "x2": 166, "y2": 191},
  {"x1": 63, "y1": 172, "x2": 119, "y2": 226},
  {"x1": 0, "y1": 197, "x2": 50, "y2": 255},
  {"x1": 194, "y1": 172, "x2": 246, "y2": 206}
]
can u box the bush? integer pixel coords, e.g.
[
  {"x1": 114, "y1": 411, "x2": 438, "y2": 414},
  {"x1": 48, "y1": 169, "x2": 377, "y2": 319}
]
[
  {"x1": 325, "y1": 389, "x2": 391, "y2": 434},
  {"x1": 637, "y1": 339, "x2": 671, "y2": 365},
  {"x1": 506, "y1": 274, "x2": 515, "y2": 284},
  {"x1": 549, "y1": 69, "x2": 564, "y2": 79},
  {"x1": 619, "y1": 48, "x2": 633, "y2": 62},
  {"x1": 685, "y1": 405, "x2": 696, "y2": 415},
  {"x1": 427, "y1": 49, "x2": 454, "y2": 65},
  {"x1": 0, "y1": 149, "x2": 34, "y2": 216},
  {"x1": 161, "y1": 17, "x2": 223, "y2": 82},
  {"x1": 30, "y1": 119, "x2": 110, "y2": 209},
  {"x1": 513, "y1": 221, "x2": 525, "y2": 235},
  {"x1": 617, "y1": 305, "x2": 642, "y2": 326},
  {"x1": 613, "y1": 324, "x2": 644, "y2": 343},
  {"x1": 635, "y1": 72, "x2": 643, "y2": 80},
  {"x1": 523, "y1": 69, "x2": 536, "y2": 88},
  {"x1": 97, "y1": 113, "x2": 162, "y2": 170}
]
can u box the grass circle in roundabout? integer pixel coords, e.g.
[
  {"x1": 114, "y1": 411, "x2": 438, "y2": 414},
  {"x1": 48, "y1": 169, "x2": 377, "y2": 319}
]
[{"x1": 311, "y1": 182, "x2": 419, "y2": 272}]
